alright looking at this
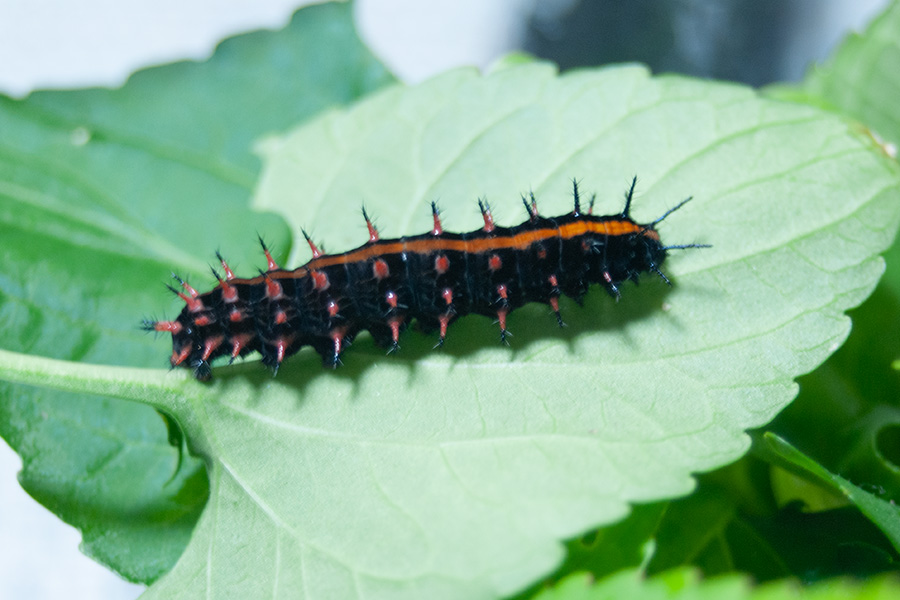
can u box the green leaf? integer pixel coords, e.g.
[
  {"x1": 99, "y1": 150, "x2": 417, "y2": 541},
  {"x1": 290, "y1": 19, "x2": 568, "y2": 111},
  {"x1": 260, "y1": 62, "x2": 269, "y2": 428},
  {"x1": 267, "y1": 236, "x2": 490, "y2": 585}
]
[
  {"x1": 800, "y1": 0, "x2": 900, "y2": 150},
  {"x1": 3, "y1": 62, "x2": 899, "y2": 598},
  {"x1": 0, "y1": 1, "x2": 393, "y2": 583},
  {"x1": 757, "y1": 433, "x2": 900, "y2": 554},
  {"x1": 553, "y1": 503, "x2": 667, "y2": 581},
  {"x1": 533, "y1": 568, "x2": 900, "y2": 600},
  {"x1": 649, "y1": 483, "x2": 753, "y2": 577},
  {"x1": 763, "y1": 0, "x2": 900, "y2": 541},
  {"x1": 510, "y1": 502, "x2": 668, "y2": 600},
  {"x1": 647, "y1": 457, "x2": 896, "y2": 582}
]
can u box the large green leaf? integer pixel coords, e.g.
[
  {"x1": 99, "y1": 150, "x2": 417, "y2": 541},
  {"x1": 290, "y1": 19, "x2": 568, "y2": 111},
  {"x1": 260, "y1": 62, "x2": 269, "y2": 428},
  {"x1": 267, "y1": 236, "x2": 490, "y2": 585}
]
[
  {"x1": 0, "y1": 1, "x2": 393, "y2": 583},
  {"x1": 2, "y1": 63, "x2": 898, "y2": 598}
]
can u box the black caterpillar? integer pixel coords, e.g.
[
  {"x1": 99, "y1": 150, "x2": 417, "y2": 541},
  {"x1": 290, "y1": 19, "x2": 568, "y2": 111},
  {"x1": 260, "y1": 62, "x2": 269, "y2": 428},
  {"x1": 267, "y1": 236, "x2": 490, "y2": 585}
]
[{"x1": 144, "y1": 179, "x2": 707, "y2": 380}]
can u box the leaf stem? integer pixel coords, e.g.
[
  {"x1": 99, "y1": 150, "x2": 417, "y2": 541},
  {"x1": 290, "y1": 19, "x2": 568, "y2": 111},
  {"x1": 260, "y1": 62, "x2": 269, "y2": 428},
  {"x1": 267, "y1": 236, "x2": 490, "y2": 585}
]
[{"x1": 0, "y1": 348, "x2": 202, "y2": 415}]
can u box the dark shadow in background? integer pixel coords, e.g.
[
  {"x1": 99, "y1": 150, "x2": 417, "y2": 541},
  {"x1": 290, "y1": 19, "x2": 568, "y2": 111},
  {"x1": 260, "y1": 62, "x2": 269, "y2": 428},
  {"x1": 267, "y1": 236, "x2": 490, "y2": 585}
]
[{"x1": 524, "y1": 0, "x2": 869, "y2": 86}]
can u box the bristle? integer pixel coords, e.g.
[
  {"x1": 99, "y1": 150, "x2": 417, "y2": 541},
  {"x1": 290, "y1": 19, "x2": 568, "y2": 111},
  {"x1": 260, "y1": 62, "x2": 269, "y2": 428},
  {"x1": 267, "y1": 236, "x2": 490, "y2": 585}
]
[
  {"x1": 572, "y1": 178, "x2": 582, "y2": 216},
  {"x1": 165, "y1": 282, "x2": 203, "y2": 312},
  {"x1": 211, "y1": 264, "x2": 238, "y2": 302},
  {"x1": 258, "y1": 236, "x2": 279, "y2": 271},
  {"x1": 478, "y1": 199, "x2": 495, "y2": 232},
  {"x1": 302, "y1": 229, "x2": 322, "y2": 258},
  {"x1": 273, "y1": 338, "x2": 289, "y2": 371},
  {"x1": 151, "y1": 320, "x2": 183, "y2": 334},
  {"x1": 521, "y1": 192, "x2": 539, "y2": 221},
  {"x1": 662, "y1": 243, "x2": 712, "y2": 250},
  {"x1": 260, "y1": 269, "x2": 284, "y2": 300},
  {"x1": 171, "y1": 345, "x2": 191, "y2": 367},
  {"x1": 431, "y1": 202, "x2": 443, "y2": 236},
  {"x1": 215, "y1": 251, "x2": 236, "y2": 280},
  {"x1": 201, "y1": 336, "x2": 224, "y2": 361},
  {"x1": 651, "y1": 265, "x2": 672, "y2": 286},
  {"x1": 362, "y1": 207, "x2": 379, "y2": 243},
  {"x1": 651, "y1": 196, "x2": 694, "y2": 226},
  {"x1": 171, "y1": 273, "x2": 198, "y2": 298},
  {"x1": 622, "y1": 176, "x2": 637, "y2": 218}
]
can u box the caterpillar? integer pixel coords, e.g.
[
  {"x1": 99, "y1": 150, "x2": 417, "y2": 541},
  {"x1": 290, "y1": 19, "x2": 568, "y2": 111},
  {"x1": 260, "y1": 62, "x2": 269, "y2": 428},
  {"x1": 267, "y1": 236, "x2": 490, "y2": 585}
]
[{"x1": 143, "y1": 178, "x2": 707, "y2": 380}]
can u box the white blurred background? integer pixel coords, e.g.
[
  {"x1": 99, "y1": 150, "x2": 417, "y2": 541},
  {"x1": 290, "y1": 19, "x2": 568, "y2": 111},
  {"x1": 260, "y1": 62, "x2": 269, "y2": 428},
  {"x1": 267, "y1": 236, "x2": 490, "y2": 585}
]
[{"x1": 0, "y1": 0, "x2": 888, "y2": 598}]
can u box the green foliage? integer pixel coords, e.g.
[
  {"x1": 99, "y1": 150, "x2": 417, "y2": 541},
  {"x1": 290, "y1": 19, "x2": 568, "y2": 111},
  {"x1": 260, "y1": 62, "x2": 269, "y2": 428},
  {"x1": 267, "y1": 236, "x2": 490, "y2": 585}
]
[
  {"x1": 0, "y1": 2, "x2": 392, "y2": 582},
  {"x1": 801, "y1": 1, "x2": 900, "y2": 149},
  {"x1": 645, "y1": 451, "x2": 897, "y2": 583},
  {"x1": 762, "y1": 1, "x2": 900, "y2": 540},
  {"x1": 534, "y1": 568, "x2": 900, "y2": 600},
  {"x1": 759, "y1": 433, "x2": 900, "y2": 552},
  {"x1": 1, "y1": 1, "x2": 900, "y2": 599}
]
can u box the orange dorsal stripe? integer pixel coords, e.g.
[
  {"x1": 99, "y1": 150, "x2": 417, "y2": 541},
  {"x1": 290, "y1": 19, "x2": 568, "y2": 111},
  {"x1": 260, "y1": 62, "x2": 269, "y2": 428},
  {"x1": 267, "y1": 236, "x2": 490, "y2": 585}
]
[{"x1": 232, "y1": 219, "x2": 655, "y2": 284}]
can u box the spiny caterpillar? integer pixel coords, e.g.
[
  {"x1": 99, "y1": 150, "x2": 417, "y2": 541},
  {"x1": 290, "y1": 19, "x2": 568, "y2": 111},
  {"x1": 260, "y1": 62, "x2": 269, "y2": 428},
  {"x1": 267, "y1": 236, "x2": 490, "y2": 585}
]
[{"x1": 144, "y1": 178, "x2": 707, "y2": 380}]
